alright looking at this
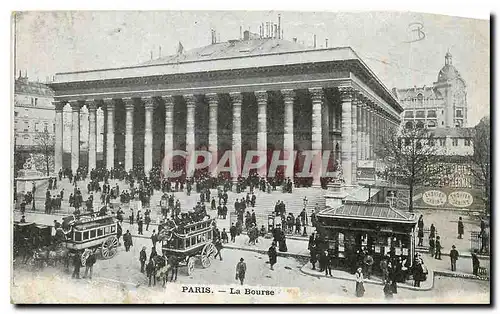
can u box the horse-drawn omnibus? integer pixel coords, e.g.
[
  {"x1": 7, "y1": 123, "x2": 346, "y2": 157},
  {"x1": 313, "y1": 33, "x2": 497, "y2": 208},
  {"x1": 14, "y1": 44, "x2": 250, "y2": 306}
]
[
  {"x1": 159, "y1": 217, "x2": 217, "y2": 275},
  {"x1": 62, "y1": 212, "x2": 119, "y2": 265}
]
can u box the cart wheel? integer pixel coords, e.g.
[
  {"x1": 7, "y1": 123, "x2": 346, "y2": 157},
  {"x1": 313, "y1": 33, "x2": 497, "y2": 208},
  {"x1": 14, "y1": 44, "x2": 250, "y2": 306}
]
[
  {"x1": 80, "y1": 249, "x2": 91, "y2": 267},
  {"x1": 187, "y1": 256, "x2": 195, "y2": 276},
  {"x1": 101, "y1": 236, "x2": 118, "y2": 259},
  {"x1": 201, "y1": 242, "x2": 216, "y2": 268}
]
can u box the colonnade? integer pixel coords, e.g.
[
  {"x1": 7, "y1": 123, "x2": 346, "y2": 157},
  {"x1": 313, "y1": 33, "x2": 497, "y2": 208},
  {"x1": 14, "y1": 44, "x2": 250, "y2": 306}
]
[{"x1": 53, "y1": 87, "x2": 399, "y2": 185}]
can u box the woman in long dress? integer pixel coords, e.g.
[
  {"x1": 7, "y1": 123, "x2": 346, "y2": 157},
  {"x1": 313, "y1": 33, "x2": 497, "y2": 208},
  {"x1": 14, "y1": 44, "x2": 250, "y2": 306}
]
[{"x1": 355, "y1": 267, "x2": 365, "y2": 297}]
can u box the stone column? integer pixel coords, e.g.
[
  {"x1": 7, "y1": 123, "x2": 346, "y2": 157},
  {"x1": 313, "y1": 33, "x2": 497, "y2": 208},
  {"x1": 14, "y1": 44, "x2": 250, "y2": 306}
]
[
  {"x1": 104, "y1": 99, "x2": 115, "y2": 169},
  {"x1": 367, "y1": 105, "x2": 373, "y2": 160},
  {"x1": 351, "y1": 97, "x2": 358, "y2": 185},
  {"x1": 69, "y1": 101, "x2": 81, "y2": 173},
  {"x1": 370, "y1": 105, "x2": 375, "y2": 158},
  {"x1": 322, "y1": 97, "x2": 330, "y2": 150},
  {"x1": 309, "y1": 87, "x2": 323, "y2": 186},
  {"x1": 255, "y1": 90, "x2": 268, "y2": 177},
  {"x1": 357, "y1": 101, "x2": 363, "y2": 161},
  {"x1": 206, "y1": 93, "x2": 219, "y2": 166},
  {"x1": 359, "y1": 103, "x2": 365, "y2": 160},
  {"x1": 282, "y1": 89, "x2": 295, "y2": 179},
  {"x1": 163, "y1": 95, "x2": 174, "y2": 159},
  {"x1": 144, "y1": 97, "x2": 155, "y2": 174},
  {"x1": 124, "y1": 98, "x2": 135, "y2": 172},
  {"x1": 230, "y1": 92, "x2": 243, "y2": 178},
  {"x1": 340, "y1": 87, "x2": 353, "y2": 185},
  {"x1": 54, "y1": 101, "x2": 65, "y2": 173},
  {"x1": 363, "y1": 104, "x2": 369, "y2": 159},
  {"x1": 88, "y1": 101, "x2": 98, "y2": 171},
  {"x1": 184, "y1": 94, "x2": 196, "y2": 177}
]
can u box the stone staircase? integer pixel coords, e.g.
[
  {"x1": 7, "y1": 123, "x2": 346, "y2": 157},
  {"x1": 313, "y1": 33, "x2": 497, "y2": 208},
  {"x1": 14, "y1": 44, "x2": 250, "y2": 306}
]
[{"x1": 25, "y1": 178, "x2": 326, "y2": 226}]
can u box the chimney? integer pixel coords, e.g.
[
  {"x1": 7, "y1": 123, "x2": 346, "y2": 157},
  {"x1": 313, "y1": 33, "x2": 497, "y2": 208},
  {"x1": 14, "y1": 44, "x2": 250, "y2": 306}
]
[
  {"x1": 159, "y1": 46, "x2": 162, "y2": 58},
  {"x1": 325, "y1": 38, "x2": 328, "y2": 48},
  {"x1": 282, "y1": 29, "x2": 284, "y2": 39},
  {"x1": 240, "y1": 26, "x2": 242, "y2": 40},
  {"x1": 266, "y1": 22, "x2": 269, "y2": 38},
  {"x1": 313, "y1": 34, "x2": 317, "y2": 48},
  {"x1": 278, "y1": 14, "x2": 281, "y2": 39},
  {"x1": 293, "y1": 37, "x2": 297, "y2": 43},
  {"x1": 274, "y1": 24, "x2": 278, "y2": 38},
  {"x1": 150, "y1": 50, "x2": 153, "y2": 60},
  {"x1": 259, "y1": 25, "x2": 262, "y2": 38}
]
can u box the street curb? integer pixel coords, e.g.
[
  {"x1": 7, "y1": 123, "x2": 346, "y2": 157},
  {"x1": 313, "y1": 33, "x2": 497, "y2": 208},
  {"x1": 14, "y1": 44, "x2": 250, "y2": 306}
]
[
  {"x1": 224, "y1": 244, "x2": 310, "y2": 259},
  {"x1": 415, "y1": 247, "x2": 490, "y2": 260},
  {"x1": 433, "y1": 270, "x2": 490, "y2": 281},
  {"x1": 299, "y1": 265, "x2": 435, "y2": 292}
]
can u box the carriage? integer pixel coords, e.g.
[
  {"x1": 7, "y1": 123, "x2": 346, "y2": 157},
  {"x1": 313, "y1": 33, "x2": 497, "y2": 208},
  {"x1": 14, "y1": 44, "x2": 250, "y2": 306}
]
[
  {"x1": 159, "y1": 218, "x2": 217, "y2": 275},
  {"x1": 13, "y1": 221, "x2": 52, "y2": 260},
  {"x1": 62, "y1": 212, "x2": 119, "y2": 265}
]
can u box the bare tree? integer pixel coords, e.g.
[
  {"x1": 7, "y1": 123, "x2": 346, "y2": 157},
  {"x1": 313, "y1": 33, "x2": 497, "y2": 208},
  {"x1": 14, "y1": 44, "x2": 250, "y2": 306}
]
[
  {"x1": 375, "y1": 125, "x2": 443, "y2": 212},
  {"x1": 468, "y1": 116, "x2": 491, "y2": 214},
  {"x1": 34, "y1": 127, "x2": 54, "y2": 176}
]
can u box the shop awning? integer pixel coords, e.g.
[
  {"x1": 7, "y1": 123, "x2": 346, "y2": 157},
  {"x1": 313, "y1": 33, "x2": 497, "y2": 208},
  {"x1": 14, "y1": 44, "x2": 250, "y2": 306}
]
[{"x1": 318, "y1": 200, "x2": 417, "y2": 224}]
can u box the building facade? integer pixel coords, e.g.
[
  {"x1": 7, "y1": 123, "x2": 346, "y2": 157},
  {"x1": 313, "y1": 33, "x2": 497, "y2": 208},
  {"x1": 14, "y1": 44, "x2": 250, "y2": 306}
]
[
  {"x1": 394, "y1": 52, "x2": 468, "y2": 129},
  {"x1": 49, "y1": 34, "x2": 403, "y2": 185},
  {"x1": 14, "y1": 73, "x2": 55, "y2": 151}
]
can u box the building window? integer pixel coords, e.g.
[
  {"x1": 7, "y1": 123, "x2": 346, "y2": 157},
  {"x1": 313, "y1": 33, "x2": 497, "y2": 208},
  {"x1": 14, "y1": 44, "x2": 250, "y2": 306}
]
[
  {"x1": 404, "y1": 111, "x2": 414, "y2": 118},
  {"x1": 455, "y1": 120, "x2": 463, "y2": 128},
  {"x1": 427, "y1": 120, "x2": 437, "y2": 128},
  {"x1": 34, "y1": 98, "x2": 38, "y2": 106},
  {"x1": 417, "y1": 93, "x2": 424, "y2": 104},
  {"x1": 456, "y1": 109, "x2": 463, "y2": 118},
  {"x1": 416, "y1": 110, "x2": 425, "y2": 118},
  {"x1": 14, "y1": 111, "x2": 18, "y2": 117},
  {"x1": 465, "y1": 139, "x2": 471, "y2": 146},
  {"x1": 452, "y1": 138, "x2": 458, "y2": 146},
  {"x1": 427, "y1": 110, "x2": 437, "y2": 118},
  {"x1": 439, "y1": 138, "x2": 446, "y2": 146},
  {"x1": 31, "y1": 98, "x2": 34, "y2": 106}
]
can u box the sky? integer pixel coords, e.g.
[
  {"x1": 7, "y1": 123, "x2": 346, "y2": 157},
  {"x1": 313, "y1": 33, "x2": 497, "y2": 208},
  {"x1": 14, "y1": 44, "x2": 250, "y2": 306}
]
[{"x1": 13, "y1": 11, "x2": 490, "y2": 126}]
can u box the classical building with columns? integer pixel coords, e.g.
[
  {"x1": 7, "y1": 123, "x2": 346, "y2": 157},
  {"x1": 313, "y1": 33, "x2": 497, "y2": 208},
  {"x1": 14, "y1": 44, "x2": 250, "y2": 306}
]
[{"x1": 48, "y1": 33, "x2": 402, "y2": 186}]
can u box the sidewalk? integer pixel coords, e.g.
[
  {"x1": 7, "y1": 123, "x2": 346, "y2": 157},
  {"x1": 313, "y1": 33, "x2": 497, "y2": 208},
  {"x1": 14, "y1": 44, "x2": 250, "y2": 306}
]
[{"x1": 14, "y1": 210, "x2": 490, "y2": 286}]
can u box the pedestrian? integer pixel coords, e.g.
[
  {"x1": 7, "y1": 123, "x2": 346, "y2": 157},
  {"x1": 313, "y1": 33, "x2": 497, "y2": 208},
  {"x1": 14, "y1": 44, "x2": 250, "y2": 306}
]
[
  {"x1": 449, "y1": 245, "x2": 459, "y2": 271},
  {"x1": 214, "y1": 238, "x2": 223, "y2": 261},
  {"x1": 146, "y1": 259, "x2": 156, "y2": 287},
  {"x1": 72, "y1": 252, "x2": 81, "y2": 279},
  {"x1": 417, "y1": 215, "x2": 424, "y2": 246},
  {"x1": 383, "y1": 280, "x2": 394, "y2": 299},
  {"x1": 151, "y1": 230, "x2": 158, "y2": 249},
  {"x1": 138, "y1": 217, "x2": 144, "y2": 235},
  {"x1": 363, "y1": 250, "x2": 374, "y2": 279},
  {"x1": 170, "y1": 255, "x2": 179, "y2": 282},
  {"x1": 309, "y1": 244, "x2": 317, "y2": 270},
  {"x1": 230, "y1": 223, "x2": 237, "y2": 243},
  {"x1": 150, "y1": 246, "x2": 157, "y2": 260},
  {"x1": 323, "y1": 251, "x2": 332, "y2": 276},
  {"x1": 355, "y1": 267, "x2": 365, "y2": 297},
  {"x1": 429, "y1": 236, "x2": 435, "y2": 258},
  {"x1": 457, "y1": 217, "x2": 464, "y2": 239},
  {"x1": 472, "y1": 249, "x2": 480, "y2": 276},
  {"x1": 83, "y1": 251, "x2": 96, "y2": 279},
  {"x1": 221, "y1": 228, "x2": 229, "y2": 244},
  {"x1": 124, "y1": 230, "x2": 133, "y2": 252},
  {"x1": 268, "y1": 242, "x2": 278, "y2": 270},
  {"x1": 235, "y1": 258, "x2": 247, "y2": 285},
  {"x1": 139, "y1": 246, "x2": 147, "y2": 273},
  {"x1": 380, "y1": 256, "x2": 389, "y2": 283},
  {"x1": 435, "y1": 236, "x2": 442, "y2": 260},
  {"x1": 430, "y1": 223, "x2": 436, "y2": 239}
]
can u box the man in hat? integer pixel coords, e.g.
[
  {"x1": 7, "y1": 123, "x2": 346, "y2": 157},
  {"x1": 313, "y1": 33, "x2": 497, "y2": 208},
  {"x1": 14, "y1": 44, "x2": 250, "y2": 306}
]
[
  {"x1": 139, "y1": 246, "x2": 147, "y2": 273},
  {"x1": 235, "y1": 258, "x2": 247, "y2": 285},
  {"x1": 449, "y1": 245, "x2": 459, "y2": 271},
  {"x1": 268, "y1": 242, "x2": 278, "y2": 270},
  {"x1": 471, "y1": 249, "x2": 480, "y2": 276},
  {"x1": 434, "y1": 236, "x2": 442, "y2": 260}
]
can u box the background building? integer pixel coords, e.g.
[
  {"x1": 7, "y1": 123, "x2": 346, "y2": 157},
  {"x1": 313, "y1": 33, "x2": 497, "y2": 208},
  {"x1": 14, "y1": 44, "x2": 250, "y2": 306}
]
[
  {"x1": 394, "y1": 52, "x2": 468, "y2": 129},
  {"x1": 13, "y1": 72, "x2": 55, "y2": 174}
]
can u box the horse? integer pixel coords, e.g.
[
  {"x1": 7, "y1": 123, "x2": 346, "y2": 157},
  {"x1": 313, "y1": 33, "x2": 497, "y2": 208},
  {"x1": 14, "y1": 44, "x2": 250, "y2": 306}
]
[{"x1": 153, "y1": 255, "x2": 171, "y2": 287}]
